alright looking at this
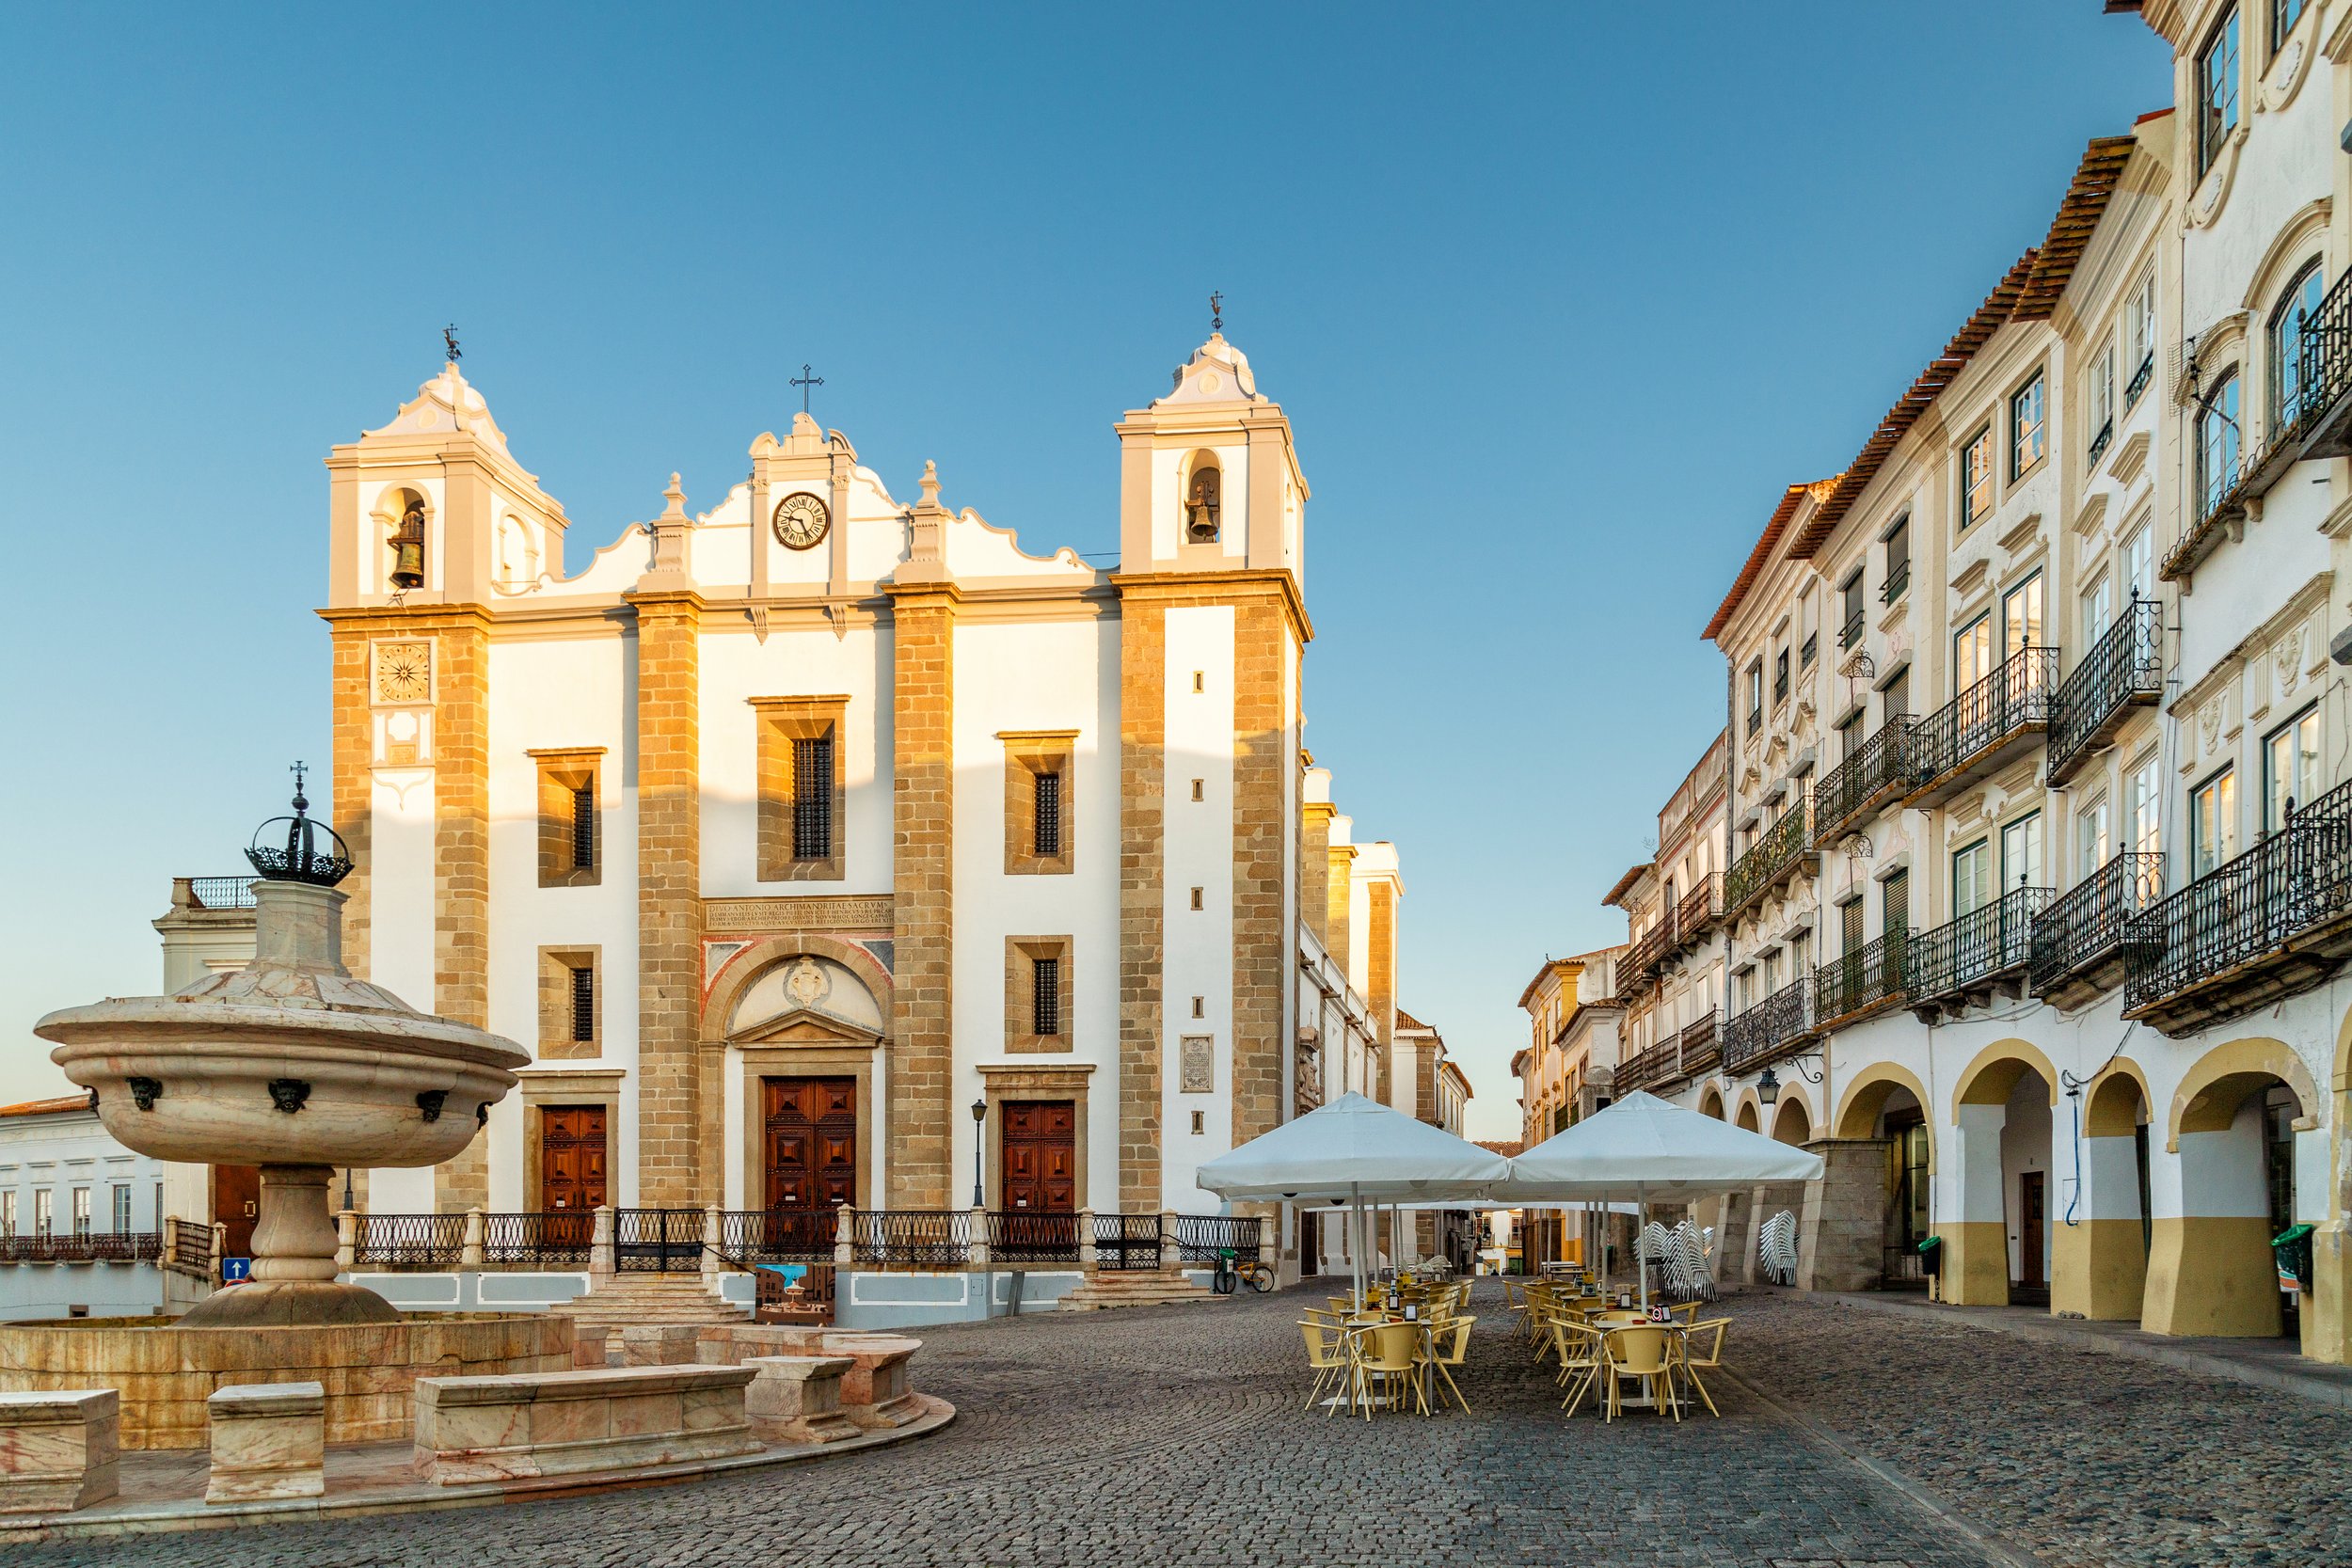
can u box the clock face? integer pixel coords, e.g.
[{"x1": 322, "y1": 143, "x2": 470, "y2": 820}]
[
  {"x1": 374, "y1": 641, "x2": 431, "y2": 704},
  {"x1": 772, "y1": 491, "x2": 831, "y2": 550}
]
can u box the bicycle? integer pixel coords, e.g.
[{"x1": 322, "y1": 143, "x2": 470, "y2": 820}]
[{"x1": 1210, "y1": 1248, "x2": 1275, "y2": 1294}]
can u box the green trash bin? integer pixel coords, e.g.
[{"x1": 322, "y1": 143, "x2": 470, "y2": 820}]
[
  {"x1": 2274, "y1": 1223, "x2": 2315, "y2": 1292},
  {"x1": 1916, "y1": 1236, "x2": 1944, "y2": 1278}
]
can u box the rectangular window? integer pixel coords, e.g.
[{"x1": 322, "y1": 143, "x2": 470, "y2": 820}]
[
  {"x1": 2192, "y1": 767, "x2": 2237, "y2": 878},
  {"x1": 2263, "y1": 705, "x2": 2320, "y2": 834},
  {"x1": 1953, "y1": 838, "x2": 1993, "y2": 918},
  {"x1": 1962, "y1": 426, "x2": 1995, "y2": 528},
  {"x1": 2001, "y1": 811, "x2": 2043, "y2": 893},
  {"x1": 532, "y1": 750, "x2": 604, "y2": 889},
  {"x1": 2276, "y1": 0, "x2": 2308, "y2": 49},
  {"x1": 2199, "y1": 372, "x2": 2242, "y2": 517},
  {"x1": 1839, "y1": 896, "x2": 1864, "y2": 957},
  {"x1": 792, "y1": 736, "x2": 834, "y2": 860},
  {"x1": 1840, "y1": 571, "x2": 1866, "y2": 647},
  {"x1": 2002, "y1": 573, "x2": 2044, "y2": 657},
  {"x1": 570, "y1": 779, "x2": 596, "y2": 872},
  {"x1": 2082, "y1": 576, "x2": 2114, "y2": 648},
  {"x1": 1773, "y1": 648, "x2": 1789, "y2": 706},
  {"x1": 2078, "y1": 797, "x2": 2112, "y2": 882},
  {"x1": 2272, "y1": 263, "x2": 2326, "y2": 429},
  {"x1": 1801, "y1": 629, "x2": 1817, "y2": 669},
  {"x1": 2126, "y1": 276, "x2": 2156, "y2": 407},
  {"x1": 1882, "y1": 867, "x2": 1909, "y2": 935},
  {"x1": 111, "y1": 1185, "x2": 131, "y2": 1235},
  {"x1": 32, "y1": 1190, "x2": 50, "y2": 1241},
  {"x1": 2122, "y1": 528, "x2": 2153, "y2": 604},
  {"x1": 0, "y1": 1191, "x2": 12, "y2": 1239},
  {"x1": 537, "y1": 946, "x2": 602, "y2": 1057},
  {"x1": 1031, "y1": 957, "x2": 1061, "y2": 1037},
  {"x1": 1954, "y1": 613, "x2": 1992, "y2": 693},
  {"x1": 2090, "y1": 340, "x2": 2116, "y2": 451},
  {"x1": 1745, "y1": 660, "x2": 1764, "y2": 736},
  {"x1": 1033, "y1": 771, "x2": 1063, "y2": 859},
  {"x1": 570, "y1": 962, "x2": 595, "y2": 1043},
  {"x1": 755, "y1": 696, "x2": 848, "y2": 881},
  {"x1": 1883, "y1": 517, "x2": 1911, "y2": 604},
  {"x1": 2010, "y1": 373, "x2": 2046, "y2": 477},
  {"x1": 1838, "y1": 710, "x2": 1865, "y2": 760},
  {"x1": 2128, "y1": 754, "x2": 2162, "y2": 856},
  {"x1": 1002, "y1": 732, "x2": 1077, "y2": 876},
  {"x1": 1884, "y1": 667, "x2": 1911, "y2": 721},
  {"x1": 2200, "y1": 8, "x2": 2241, "y2": 175},
  {"x1": 71, "y1": 1188, "x2": 89, "y2": 1242}
]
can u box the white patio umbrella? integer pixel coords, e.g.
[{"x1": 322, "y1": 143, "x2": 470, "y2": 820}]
[
  {"x1": 1197, "y1": 1091, "x2": 1513, "y2": 1309},
  {"x1": 1494, "y1": 1091, "x2": 1824, "y2": 1308}
]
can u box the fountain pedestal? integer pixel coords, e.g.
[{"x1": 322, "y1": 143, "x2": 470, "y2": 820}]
[{"x1": 184, "y1": 1165, "x2": 398, "y2": 1327}]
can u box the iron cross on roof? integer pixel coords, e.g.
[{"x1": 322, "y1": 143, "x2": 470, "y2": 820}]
[
  {"x1": 443, "y1": 325, "x2": 461, "y2": 363},
  {"x1": 792, "y1": 363, "x2": 823, "y2": 415}
]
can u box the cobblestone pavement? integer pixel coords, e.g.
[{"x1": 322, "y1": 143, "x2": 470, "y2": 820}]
[
  {"x1": 1737, "y1": 1291, "x2": 2352, "y2": 1568},
  {"x1": 18, "y1": 1281, "x2": 2305, "y2": 1568}
]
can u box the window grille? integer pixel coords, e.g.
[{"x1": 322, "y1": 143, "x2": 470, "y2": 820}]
[
  {"x1": 570, "y1": 963, "x2": 596, "y2": 1043},
  {"x1": 1032, "y1": 957, "x2": 1061, "y2": 1037},
  {"x1": 1034, "y1": 771, "x2": 1062, "y2": 859},
  {"x1": 571, "y1": 780, "x2": 596, "y2": 871},
  {"x1": 793, "y1": 735, "x2": 834, "y2": 859}
]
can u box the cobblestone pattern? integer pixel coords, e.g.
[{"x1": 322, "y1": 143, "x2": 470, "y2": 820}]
[
  {"x1": 17, "y1": 1285, "x2": 1997, "y2": 1568},
  {"x1": 1738, "y1": 1291, "x2": 2352, "y2": 1568}
]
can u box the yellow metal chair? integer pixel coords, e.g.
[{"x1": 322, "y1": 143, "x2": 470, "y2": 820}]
[
  {"x1": 1552, "y1": 1319, "x2": 1606, "y2": 1415},
  {"x1": 1352, "y1": 1321, "x2": 1426, "y2": 1418},
  {"x1": 1676, "y1": 1317, "x2": 1730, "y2": 1418},
  {"x1": 1600, "y1": 1325, "x2": 1681, "y2": 1423},
  {"x1": 1299, "y1": 1319, "x2": 1352, "y2": 1414},
  {"x1": 1418, "y1": 1314, "x2": 1476, "y2": 1414}
]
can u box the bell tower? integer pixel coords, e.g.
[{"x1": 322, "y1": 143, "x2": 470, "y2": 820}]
[{"x1": 1113, "y1": 328, "x2": 1311, "y2": 1215}]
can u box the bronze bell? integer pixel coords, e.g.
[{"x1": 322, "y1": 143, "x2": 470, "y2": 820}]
[{"x1": 389, "y1": 500, "x2": 426, "y2": 589}]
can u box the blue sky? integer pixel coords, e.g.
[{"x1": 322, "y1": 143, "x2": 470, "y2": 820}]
[{"x1": 0, "y1": 4, "x2": 2170, "y2": 1130}]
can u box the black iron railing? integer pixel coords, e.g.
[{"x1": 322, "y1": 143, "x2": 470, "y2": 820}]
[
  {"x1": 1679, "y1": 1008, "x2": 1722, "y2": 1073},
  {"x1": 187, "y1": 876, "x2": 259, "y2": 910},
  {"x1": 2029, "y1": 852, "x2": 2164, "y2": 997},
  {"x1": 714, "y1": 1209, "x2": 838, "y2": 1265},
  {"x1": 1882, "y1": 559, "x2": 1910, "y2": 605},
  {"x1": 1722, "y1": 982, "x2": 1809, "y2": 1074},
  {"x1": 1092, "y1": 1212, "x2": 1163, "y2": 1271},
  {"x1": 615, "y1": 1207, "x2": 707, "y2": 1273},
  {"x1": 1909, "y1": 646, "x2": 2058, "y2": 796},
  {"x1": 1171, "y1": 1214, "x2": 1264, "y2": 1263},
  {"x1": 850, "y1": 1209, "x2": 971, "y2": 1267},
  {"x1": 483, "y1": 1211, "x2": 595, "y2": 1267},
  {"x1": 1839, "y1": 607, "x2": 1866, "y2": 651},
  {"x1": 988, "y1": 1211, "x2": 1081, "y2": 1263},
  {"x1": 0, "y1": 1231, "x2": 162, "y2": 1264},
  {"x1": 1672, "y1": 874, "x2": 1720, "y2": 950},
  {"x1": 2088, "y1": 417, "x2": 2114, "y2": 466},
  {"x1": 1626, "y1": 921, "x2": 1673, "y2": 983},
  {"x1": 1814, "y1": 720, "x2": 1918, "y2": 846},
  {"x1": 1613, "y1": 1037, "x2": 1681, "y2": 1095},
  {"x1": 353, "y1": 1212, "x2": 467, "y2": 1268},
  {"x1": 2124, "y1": 351, "x2": 2154, "y2": 409},
  {"x1": 166, "y1": 1218, "x2": 215, "y2": 1279},
  {"x1": 1908, "y1": 885, "x2": 2051, "y2": 1004},
  {"x1": 2126, "y1": 779, "x2": 2352, "y2": 1012},
  {"x1": 2048, "y1": 601, "x2": 2164, "y2": 784},
  {"x1": 1815, "y1": 930, "x2": 1909, "y2": 1026},
  {"x1": 1727, "y1": 797, "x2": 1810, "y2": 911}
]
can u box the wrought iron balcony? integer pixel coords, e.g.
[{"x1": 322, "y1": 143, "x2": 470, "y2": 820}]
[
  {"x1": 185, "y1": 876, "x2": 259, "y2": 911},
  {"x1": 2124, "y1": 351, "x2": 2153, "y2": 409},
  {"x1": 1613, "y1": 1035, "x2": 1684, "y2": 1096},
  {"x1": 2087, "y1": 417, "x2": 2114, "y2": 466},
  {"x1": 1814, "y1": 930, "x2": 1909, "y2": 1031},
  {"x1": 1906, "y1": 885, "x2": 2051, "y2": 1022},
  {"x1": 1881, "y1": 560, "x2": 1910, "y2": 605},
  {"x1": 1626, "y1": 920, "x2": 1674, "y2": 985},
  {"x1": 353, "y1": 1212, "x2": 469, "y2": 1269},
  {"x1": 2125, "y1": 779, "x2": 2352, "y2": 1033},
  {"x1": 1668, "y1": 874, "x2": 1721, "y2": 957},
  {"x1": 1678, "y1": 1008, "x2": 1722, "y2": 1075},
  {"x1": 1722, "y1": 982, "x2": 1812, "y2": 1075},
  {"x1": 1839, "y1": 608, "x2": 1865, "y2": 652},
  {"x1": 1726, "y1": 797, "x2": 1815, "y2": 917},
  {"x1": 2029, "y1": 852, "x2": 2163, "y2": 1009},
  {"x1": 0, "y1": 1231, "x2": 163, "y2": 1264},
  {"x1": 2167, "y1": 270, "x2": 2352, "y2": 582},
  {"x1": 2047, "y1": 602, "x2": 2164, "y2": 786},
  {"x1": 1905, "y1": 646, "x2": 2058, "y2": 806},
  {"x1": 1814, "y1": 720, "x2": 1919, "y2": 848}
]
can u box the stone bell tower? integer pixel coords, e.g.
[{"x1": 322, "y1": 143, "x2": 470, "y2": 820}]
[
  {"x1": 319, "y1": 359, "x2": 567, "y2": 1212},
  {"x1": 1111, "y1": 329, "x2": 1311, "y2": 1213}
]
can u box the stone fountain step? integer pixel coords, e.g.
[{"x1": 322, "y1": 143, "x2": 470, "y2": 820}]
[
  {"x1": 1057, "y1": 1270, "x2": 1222, "y2": 1311},
  {"x1": 548, "y1": 1274, "x2": 752, "y2": 1333}
]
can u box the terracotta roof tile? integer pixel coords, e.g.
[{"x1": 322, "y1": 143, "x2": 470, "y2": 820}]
[
  {"x1": 1703, "y1": 479, "x2": 1836, "y2": 642},
  {"x1": 2015, "y1": 136, "x2": 2138, "y2": 321},
  {"x1": 0, "y1": 1094, "x2": 92, "y2": 1119}
]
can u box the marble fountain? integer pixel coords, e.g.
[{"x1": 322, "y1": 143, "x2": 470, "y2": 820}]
[{"x1": 13, "y1": 790, "x2": 571, "y2": 1449}]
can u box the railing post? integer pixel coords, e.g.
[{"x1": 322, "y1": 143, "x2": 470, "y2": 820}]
[
  {"x1": 589, "y1": 1204, "x2": 614, "y2": 1282},
  {"x1": 967, "y1": 1205, "x2": 990, "y2": 1269},
  {"x1": 334, "y1": 1209, "x2": 356, "y2": 1274},
  {"x1": 834, "y1": 1205, "x2": 856, "y2": 1269},
  {"x1": 211, "y1": 1221, "x2": 228, "y2": 1278},
  {"x1": 1159, "y1": 1209, "x2": 1179, "y2": 1273},
  {"x1": 161, "y1": 1215, "x2": 179, "y2": 1270},
  {"x1": 701, "y1": 1202, "x2": 724, "y2": 1284},
  {"x1": 459, "y1": 1206, "x2": 485, "y2": 1271},
  {"x1": 1077, "y1": 1208, "x2": 1098, "y2": 1273}
]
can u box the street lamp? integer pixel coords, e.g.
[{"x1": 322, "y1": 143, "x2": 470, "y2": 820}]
[
  {"x1": 970, "y1": 1096, "x2": 988, "y2": 1208},
  {"x1": 1757, "y1": 1068, "x2": 1780, "y2": 1106}
]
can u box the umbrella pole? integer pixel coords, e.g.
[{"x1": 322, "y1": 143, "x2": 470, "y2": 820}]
[
  {"x1": 1637, "y1": 1185, "x2": 1649, "y2": 1312},
  {"x1": 1350, "y1": 1182, "x2": 1362, "y2": 1310}
]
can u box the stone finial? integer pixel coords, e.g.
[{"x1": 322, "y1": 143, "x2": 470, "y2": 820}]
[
  {"x1": 661, "y1": 472, "x2": 687, "y2": 521},
  {"x1": 918, "y1": 460, "x2": 943, "y2": 514}
]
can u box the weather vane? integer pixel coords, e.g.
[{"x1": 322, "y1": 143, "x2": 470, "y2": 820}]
[
  {"x1": 792, "y1": 362, "x2": 823, "y2": 415},
  {"x1": 1209, "y1": 291, "x2": 1223, "y2": 333},
  {"x1": 443, "y1": 324, "x2": 461, "y2": 364}
]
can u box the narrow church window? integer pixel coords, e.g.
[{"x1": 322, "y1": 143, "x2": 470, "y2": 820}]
[
  {"x1": 1034, "y1": 771, "x2": 1062, "y2": 859},
  {"x1": 1190, "y1": 1111, "x2": 1205, "y2": 1135},
  {"x1": 1190, "y1": 778, "x2": 1204, "y2": 801},
  {"x1": 793, "y1": 735, "x2": 834, "y2": 860},
  {"x1": 1032, "y1": 957, "x2": 1061, "y2": 1037},
  {"x1": 570, "y1": 780, "x2": 596, "y2": 872},
  {"x1": 1192, "y1": 672, "x2": 1204, "y2": 693},
  {"x1": 1190, "y1": 887, "x2": 1204, "y2": 911},
  {"x1": 1192, "y1": 995, "x2": 1205, "y2": 1019},
  {"x1": 570, "y1": 963, "x2": 596, "y2": 1043}
]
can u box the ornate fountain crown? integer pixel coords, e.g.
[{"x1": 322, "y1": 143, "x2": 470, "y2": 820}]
[{"x1": 245, "y1": 765, "x2": 354, "y2": 887}]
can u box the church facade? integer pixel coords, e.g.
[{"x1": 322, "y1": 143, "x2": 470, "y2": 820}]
[{"x1": 317, "y1": 332, "x2": 1408, "y2": 1239}]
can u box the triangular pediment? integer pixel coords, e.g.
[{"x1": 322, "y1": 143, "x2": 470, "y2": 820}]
[{"x1": 730, "y1": 1006, "x2": 882, "y2": 1048}]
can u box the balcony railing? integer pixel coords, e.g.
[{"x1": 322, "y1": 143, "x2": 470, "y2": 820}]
[
  {"x1": 615, "y1": 1207, "x2": 708, "y2": 1272},
  {"x1": 2088, "y1": 417, "x2": 2114, "y2": 466},
  {"x1": 353, "y1": 1212, "x2": 468, "y2": 1269},
  {"x1": 1907, "y1": 646, "x2": 2058, "y2": 804},
  {"x1": 1839, "y1": 607, "x2": 1865, "y2": 651},
  {"x1": 485, "y1": 1211, "x2": 596, "y2": 1267},
  {"x1": 2124, "y1": 351, "x2": 2153, "y2": 409},
  {"x1": 1671, "y1": 874, "x2": 1721, "y2": 953},
  {"x1": 2047, "y1": 602, "x2": 2164, "y2": 786},
  {"x1": 1814, "y1": 719, "x2": 1918, "y2": 847},
  {"x1": 165, "y1": 1218, "x2": 215, "y2": 1280},
  {"x1": 1092, "y1": 1213, "x2": 1163, "y2": 1272},
  {"x1": 1678, "y1": 1008, "x2": 1722, "y2": 1075},
  {"x1": 186, "y1": 876, "x2": 259, "y2": 911},
  {"x1": 1626, "y1": 921, "x2": 1673, "y2": 985},
  {"x1": 848, "y1": 1209, "x2": 971, "y2": 1268},
  {"x1": 1722, "y1": 982, "x2": 1811, "y2": 1075},
  {"x1": 1881, "y1": 559, "x2": 1910, "y2": 605},
  {"x1": 0, "y1": 1231, "x2": 162, "y2": 1264},
  {"x1": 2029, "y1": 852, "x2": 2163, "y2": 1005},
  {"x1": 2126, "y1": 779, "x2": 2352, "y2": 1030},
  {"x1": 989, "y1": 1211, "x2": 1081, "y2": 1263},
  {"x1": 1613, "y1": 1036, "x2": 1682, "y2": 1095},
  {"x1": 1907, "y1": 885, "x2": 2051, "y2": 1015},
  {"x1": 1815, "y1": 929, "x2": 1909, "y2": 1028},
  {"x1": 1726, "y1": 796, "x2": 1813, "y2": 914},
  {"x1": 713, "y1": 1208, "x2": 837, "y2": 1264},
  {"x1": 1171, "y1": 1214, "x2": 1265, "y2": 1263}
]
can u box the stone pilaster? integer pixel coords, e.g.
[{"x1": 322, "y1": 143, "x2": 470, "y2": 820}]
[
  {"x1": 1793, "y1": 1138, "x2": 1888, "y2": 1293},
  {"x1": 627, "y1": 591, "x2": 705, "y2": 1207},
  {"x1": 1299, "y1": 802, "x2": 1334, "y2": 950},
  {"x1": 1366, "y1": 880, "x2": 1395, "y2": 1100},
  {"x1": 1325, "y1": 845, "x2": 1355, "y2": 980},
  {"x1": 1117, "y1": 599, "x2": 1167, "y2": 1213},
  {"x1": 887, "y1": 585, "x2": 957, "y2": 1208},
  {"x1": 326, "y1": 626, "x2": 374, "y2": 990},
  {"x1": 1230, "y1": 597, "x2": 1289, "y2": 1159},
  {"x1": 431, "y1": 617, "x2": 492, "y2": 1212}
]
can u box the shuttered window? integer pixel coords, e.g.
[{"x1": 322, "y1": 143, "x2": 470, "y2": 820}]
[
  {"x1": 570, "y1": 780, "x2": 596, "y2": 871},
  {"x1": 570, "y1": 963, "x2": 596, "y2": 1043},
  {"x1": 1034, "y1": 771, "x2": 1062, "y2": 860},
  {"x1": 1032, "y1": 957, "x2": 1061, "y2": 1037},
  {"x1": 793, "y1": 735, "x2": 834, "y2": 860}
]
